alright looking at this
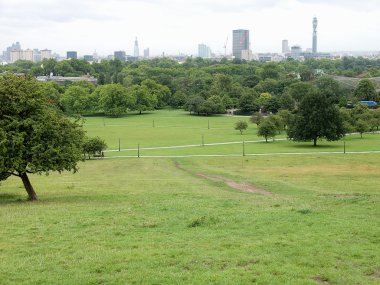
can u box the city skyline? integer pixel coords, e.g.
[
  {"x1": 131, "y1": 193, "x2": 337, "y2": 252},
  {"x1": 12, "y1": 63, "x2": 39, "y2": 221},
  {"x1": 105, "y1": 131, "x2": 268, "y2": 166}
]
[{"x1": 0, "y1": 0, "x2": 379, "y2": 56}]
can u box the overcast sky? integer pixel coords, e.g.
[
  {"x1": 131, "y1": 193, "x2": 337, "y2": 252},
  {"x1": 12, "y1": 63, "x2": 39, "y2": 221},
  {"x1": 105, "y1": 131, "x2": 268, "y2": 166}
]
[{"x1": 0, "y1": 0, "x2": 379, "y2": 57}]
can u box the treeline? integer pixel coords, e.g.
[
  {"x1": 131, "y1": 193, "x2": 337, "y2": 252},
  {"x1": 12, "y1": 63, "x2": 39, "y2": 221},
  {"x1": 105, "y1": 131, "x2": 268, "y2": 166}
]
[{"x1": 1, "y1": 57, "x2": 380, "y2": 117}]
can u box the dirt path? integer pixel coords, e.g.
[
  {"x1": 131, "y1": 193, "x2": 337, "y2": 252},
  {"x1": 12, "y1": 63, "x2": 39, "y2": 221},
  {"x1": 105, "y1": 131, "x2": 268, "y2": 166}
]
[{"x1": 175, "y1": 161, "x2": 273, "y2": 197}]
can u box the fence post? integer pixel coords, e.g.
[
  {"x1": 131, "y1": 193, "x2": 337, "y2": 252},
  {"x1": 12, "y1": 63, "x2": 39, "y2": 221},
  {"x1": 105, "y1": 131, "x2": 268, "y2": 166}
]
[
  {"x1": 118, "y1": 138, "x2": 120, "y2": 152},
  {"x1": 208, "y1": 120, "x2": 210, "y2": 130},
  {"x1": 138, "y1": 144, "x2": 140, "y2": 158},
  {"x1": 344, "y1": 141, "x2": 346, "y2": 154},
  {"x1": 243, "y1": 141, "x2": 245, "y2": 156}
]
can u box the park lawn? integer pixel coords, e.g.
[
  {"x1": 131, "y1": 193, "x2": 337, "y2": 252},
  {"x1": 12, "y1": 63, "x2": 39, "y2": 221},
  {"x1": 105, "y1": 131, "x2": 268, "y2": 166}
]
[
  {"x1": 1, "y1": 154, "x2": 379, "y2": 284},
  {"x1": 83, "y1": 110, "x2": 255, "y2": 149},
  {"x1": 82, "y1": 110, "x2": 380, "y2": 157}
]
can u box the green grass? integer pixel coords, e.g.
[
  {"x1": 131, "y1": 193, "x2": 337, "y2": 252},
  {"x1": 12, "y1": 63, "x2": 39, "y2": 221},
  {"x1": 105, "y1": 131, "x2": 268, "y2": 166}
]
[
  {"x1": 81, "y1": 110, "x2": 380, "y2": 157},
  {"x1": 1, "y1": 110, "x2": 380, "y2": 284}
]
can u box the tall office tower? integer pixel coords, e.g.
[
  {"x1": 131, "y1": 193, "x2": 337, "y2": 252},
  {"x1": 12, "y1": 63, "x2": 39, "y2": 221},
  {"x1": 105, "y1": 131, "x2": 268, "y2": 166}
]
[
  {"x1": 134, "y1": 37, "x2": 139, "y2": 57},
  {"x1": 41, "y1": 49, "x2": 53, "y2": 60},
  {"x1": 312, "y1": 17, "x2": 318, "y2": 54},
  {"x1": 144, "y1": 48, "x2": 150, "y2": 58},
  {"x1": 232, "y1": 29, "x2": 249, "y2": 59},
  {"x1": 282, "y1": 40, "x2": 289, "y2": 54},
  {"x1": 67, "y1": 51, "x2": 77, "y2": 59},
  {"x1": 114, "y1": 51, "x2": 126, "y2": 61},
  {"x1": 198, "y1": 44, "x2": 211, "y2": 58}
]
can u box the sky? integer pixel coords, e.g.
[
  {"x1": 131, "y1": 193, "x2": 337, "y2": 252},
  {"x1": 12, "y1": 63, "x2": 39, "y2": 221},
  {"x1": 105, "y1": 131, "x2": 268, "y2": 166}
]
[{"x1": 0, "y1": 0, "x2": 379, "y2": 57}]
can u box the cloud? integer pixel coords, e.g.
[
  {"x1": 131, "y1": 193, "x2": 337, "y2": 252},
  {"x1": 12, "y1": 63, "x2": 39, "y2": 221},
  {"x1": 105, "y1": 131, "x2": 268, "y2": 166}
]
[{"x1": 296, "y1": 0, "x2": 380, "y2": 11}]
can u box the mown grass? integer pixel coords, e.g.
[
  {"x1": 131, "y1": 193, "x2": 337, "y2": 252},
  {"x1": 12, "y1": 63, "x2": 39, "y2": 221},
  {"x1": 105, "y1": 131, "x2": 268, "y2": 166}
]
[
  {"x1": 82, "y1": 110, "x2": 380, "y2": 157},
  {"x1": 1, "y1": 110, "x2": 379, "y2": 284}
]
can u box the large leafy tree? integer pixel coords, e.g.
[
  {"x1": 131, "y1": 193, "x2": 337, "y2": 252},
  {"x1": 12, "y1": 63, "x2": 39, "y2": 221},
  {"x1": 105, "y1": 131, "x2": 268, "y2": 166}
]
[
  {"x1": 99, "y1": 84, "x2": 135, "y2": 117},
  {"x1": 61, "y1": 85, "x2": 93, "y2": 115},
  {"x1": 354, "y1": 79, "x2": 378, "y2": 101},
  {"x1": 288, "y1": 91, "x2": 345, "y2": 146},
  {"x1": 0, "y1": 74, "x2": 85, "y2": 200}
]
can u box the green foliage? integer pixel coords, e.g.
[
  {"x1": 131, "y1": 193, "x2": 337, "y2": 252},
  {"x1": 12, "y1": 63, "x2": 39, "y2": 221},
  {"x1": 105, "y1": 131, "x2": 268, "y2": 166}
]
[
  {"x1": 234, "y1": 120, "x2": 248, "y2": 135},
  {"x1": 128, "y1": 84, "x2": 158, "y2": 114},
  {"x1": 99, "y1": 84, "x2": 135, "y2": 117},
  {"x1": 0, "y1": 74, "x2": 85, "y2": 199},
  {"x1": 83, "y1": 137, "x2": 107, "y2": 159},
  {"x1": 239, "y1": 90, "x2": 259, "y2": 113},
  {"x1": 250, "y1": 112, "x2": 263, "y2": 126},
  {"x1": 61, "y1": 85, "x2": 92, "y2": 114},
  {"x1": 354, "y1": 79, "x2": 378, "y2": 101},
  {"x1": 257, "y1": 118, "x2": 277, "y2": 142},
  {"x1": 288, "y1": 91, "x2": 345, "y2": 146}
]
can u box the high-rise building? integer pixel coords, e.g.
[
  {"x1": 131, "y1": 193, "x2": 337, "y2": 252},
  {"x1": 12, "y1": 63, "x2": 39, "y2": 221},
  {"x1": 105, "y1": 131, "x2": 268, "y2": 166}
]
[
  {"x1": 312, "y1": 17, "x2": 318, "y2": 54},
  {"x1": 41, "y1": 49, "x2": 53, "y2": 61},
  {"x1": 198, "y1": 44, "x2": 211, "y2": 58},
  {"x1": 83, "y1": 55, "x2": 94, "y2": 62},
  {"x1": 67, "y1": 51, "x2": 77, "y2": 59},
  {"x1": 144, "y1": 48, "x2": 150, "y2": 58},
  {"x1": 232, "y1": 29, "x2": 250, "y2": 59},
  {"x1": 282, "y1": 40, "x2": 289, "y2": 54},
  {"x1": 114, "y1": 51, "x2": 126, "y2": 61},
  {"x1": 134, "y1": 37, "x2": 139, "y2": 57},
  {"x1": 3, "y1": 42, "x2": 21, "y2": 62},
  {"x1": 10, "y1": 49, "x2": 34, "y2": 63}
]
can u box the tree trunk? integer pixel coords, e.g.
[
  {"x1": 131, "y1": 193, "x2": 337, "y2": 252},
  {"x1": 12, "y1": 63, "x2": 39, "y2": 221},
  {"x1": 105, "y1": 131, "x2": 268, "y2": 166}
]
[
  {"x1": 313, "y1": 138, "x2": 317, "y2": 147},
  {"x1": 20, "y1": 173, "x2": 38, "y2": 201}
]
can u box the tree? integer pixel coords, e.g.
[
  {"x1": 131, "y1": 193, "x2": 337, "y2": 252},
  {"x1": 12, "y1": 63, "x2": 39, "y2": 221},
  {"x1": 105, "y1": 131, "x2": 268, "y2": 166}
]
[
  {"x1": 239, "y1": 90, "x2": 259, "y2": 113},
  {"x1": 277, "y1": 109, "x2": 293, "y2": 130},
  {"x1": 355, "y1": 119, "x2": 370, "y2": 138},
  {"x1": 83, "y1": 137, "x2": 107, "y2": 159},
  {"x1": 99, "y1": 84, "x2": 135, "y2": 117},
  {"x1": 185, "y1": 95, "x2": 205, "y2": 115},
  {"x1": 234, "y1": 121, "x2": 248, "y2": 135},
  {"x1": 61, "y1": 85, "x2": 92, "y2": 115},
  {"x1": 354, "y1": 79, "x2": 378, "y2": 101},
  {"x1": 0, "y1": 74, "x2": 85, "y2": 200},
  {"x1": 287, "y1": 91, "x2": 345, "y2": 146},
  {"x1": 257, "y1": 119, "x2": 277, "y2": 142},
  {"x1": 250, "y1": 112, "x2": 264, "y2": 126},
  {"x1": 141, "y1": 79, "x2": 172, "y2": 108},
  {"x1": 128, "y1": 85, "x2": 158, "y2": 114}
]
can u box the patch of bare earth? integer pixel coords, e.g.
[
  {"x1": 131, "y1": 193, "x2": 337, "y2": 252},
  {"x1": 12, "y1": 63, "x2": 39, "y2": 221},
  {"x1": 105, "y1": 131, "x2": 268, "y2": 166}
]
[
  {"x1": 312, "y1": 276, "x2": 330, "y2": 284},
  {"x1": 175, "y1": 161, "x2": 272, "y2": 197},
  {"x1": 368, "y1": 269, "x2": 380, "y2": 278}
]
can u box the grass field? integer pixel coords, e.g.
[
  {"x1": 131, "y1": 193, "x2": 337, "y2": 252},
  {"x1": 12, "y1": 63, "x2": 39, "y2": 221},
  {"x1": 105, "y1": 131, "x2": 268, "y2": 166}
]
[{"x1": 1, "y1": 110, "x2": 380, "y2": 284}]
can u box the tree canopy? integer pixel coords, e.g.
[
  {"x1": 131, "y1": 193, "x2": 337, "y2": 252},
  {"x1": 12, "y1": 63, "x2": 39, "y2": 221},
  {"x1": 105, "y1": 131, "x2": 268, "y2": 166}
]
[
  {"x1": 0, "y1": 74, "x2": 85, "y2": 200},
  {"x1": 288, "y1": 91, "x2": 345, "y2": 146}
]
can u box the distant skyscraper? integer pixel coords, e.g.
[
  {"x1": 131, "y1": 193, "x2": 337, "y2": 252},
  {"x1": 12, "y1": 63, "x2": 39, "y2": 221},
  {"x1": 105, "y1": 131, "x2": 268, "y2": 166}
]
[
  {"x1": 41, "y1": 49, "x2": 53, "y2": 61},
  {"x1": 198, "y1": 44, "x2": 211, "y2": 58},
  {"x1": 134, "y1": 37, "x2": 139, "y2": 57},
  {"x1": 232, "y1": 29, "x2": 249, "y2": 59},
  {"x1": 282, "y1": 40, "x2": 289, "y2": 54},
  {"x1": 67, "y1": 51, "x2": 77, "y2": 59},
  {"x1": 83, "y1": 55, "x2": 94, "y2": 62},
  {"x1": 144, "y1": 48, "x2": 150, "y2": 58},
  {"x1": 114, "y1": 51, "x2": 126, "y2": 61},
  {"x1": 312, "y1": 17, "x2": 318, "y2": 54}
]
